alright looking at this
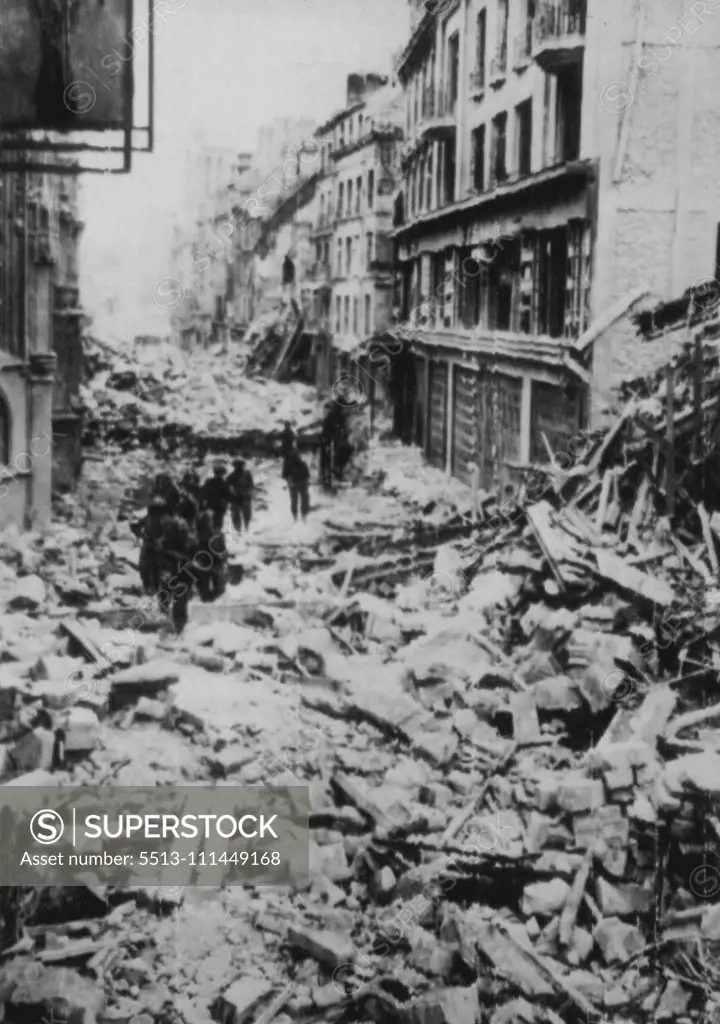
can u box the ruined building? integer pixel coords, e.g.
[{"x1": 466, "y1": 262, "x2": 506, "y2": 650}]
[
  {"x1": 0, "y1": 167, "x2": 84, "y2": 529},
  {"x1": 392, "y1": 0, "x2": 720, "y2": 490},
  {"x1": 312, "y1": 73, "x2": 404, "y2": 392}
]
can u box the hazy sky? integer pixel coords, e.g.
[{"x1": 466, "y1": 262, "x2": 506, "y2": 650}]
[{"x1": 81, "y1": 0, "x2": 409, "y2": 337}]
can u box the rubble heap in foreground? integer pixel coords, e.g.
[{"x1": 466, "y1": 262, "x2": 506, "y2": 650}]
[{"x1": 2, "y1": 323, "x2": 720, "y2": 1021}]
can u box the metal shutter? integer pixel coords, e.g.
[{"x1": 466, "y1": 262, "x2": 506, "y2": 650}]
[
  {"x1": 428, "y1": 361, "x2": 448, "y2": 469},
  {"x1": 451, "y1": 366, "x2": 479, "y2": 485}
]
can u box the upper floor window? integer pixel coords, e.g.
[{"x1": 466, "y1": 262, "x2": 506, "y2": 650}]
[
  {"x1": 475, "y1": 10, "x2": 487, "y2": 89},
  {"x1": 516, "y1": 99, "x2": 533, "y2": 177},
  {"x1": 472, "y1": 125, "x2": 486, "y2": 192},
  {"x1": 356, "y1": 175, "x2": 362, "y2": 213},
  {"x1": 338, "y1": 181, "x2": 344, "y2": 215},
  {"x1": 0, "y1": 391, "x2": 9, "y2": 465},
  {"x1": 491, "y1": 112, "x2": 508, "y2": 185},
  {"x1": 347, "y1": 180, "x2": 353, "y2": 216},
  {"x1": 367, "y1": 169, "x2": 374, "y2": 208},
  {"x1": 447, "y1": 33, "x2": 460, "y2": 112},
  {"x1": 497, "y1": 0, "x2": 509, "y2": 72}
]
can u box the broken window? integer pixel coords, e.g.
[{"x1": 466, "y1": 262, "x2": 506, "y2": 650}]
[
  {"x1": 491, "y1": 112, "x2": 508, "y2": 186},
  {"x1": 418, "y1": 153, "x2": 426, "y2": 211},
  {"x1": 519, "y1": 232, "x2": 537, "y2": 335},
  {"x1": 530, "y1": 381, "x2": 584, "y2": 464},
  {"x1": 448, "y1": 32, "x2": 460, "y2": 112},
  {"x1": 565, "y1": 221, "x2": 591, "y2": 339},
  {"x1": 457, "y1": 249, "x2": 482, "y2": 329},
  {"x1": 443, "y1": 141, "x2": 456, "y2": 205},
  {"x1": 556, "y1": 64, "x2": 583, "y2": 163},
  {"x1": 536, "y1": 227, "x2": 567, "y2": 338},
  {"x1": 515, "y1": 99, "x2": 532, "y2": 178},
  {"x1": 471, "y1": 124, "x2": 486, "y2": 192},
  {"x1": 488, "y1": 238, "x2": 519, "y2": 331},
  {"x1": 430, "y1": 252, "x2": 445, "y2": 327}
]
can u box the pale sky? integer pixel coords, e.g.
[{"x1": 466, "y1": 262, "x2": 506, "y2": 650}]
[{"x1": 80, "y1": 0, "x2": 410, "y2": 338}]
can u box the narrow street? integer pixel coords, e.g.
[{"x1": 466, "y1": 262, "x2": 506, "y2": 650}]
[
  {"x1": 5, "y1": 1, "x2": 720, "y2": 1022},
  {"x1": 0, "y1": 338, "x2": 488, "y2": 1021}
]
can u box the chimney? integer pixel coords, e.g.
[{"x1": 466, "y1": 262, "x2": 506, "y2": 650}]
[{"x1": 346, "y1": 74, "x2": 365, "y2": 107}]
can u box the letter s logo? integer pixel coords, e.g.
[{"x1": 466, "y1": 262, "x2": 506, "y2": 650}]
[{"x1": 30, "y1": 809, "x2": 64, "y2": 845}]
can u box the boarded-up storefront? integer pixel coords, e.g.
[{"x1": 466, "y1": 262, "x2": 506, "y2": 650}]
[
  {"x1": 428, "y1": 361, "x2": 448, "y2": 469},
  {"x1": 530, "y1": 381, "x2": 585, "y2": 464},
  {"x1": 477, "y1": 372, "x2": 523, "y2": 490},
  {"x1": 451, "y1": 366, "x2": 479, "y2": 485}
]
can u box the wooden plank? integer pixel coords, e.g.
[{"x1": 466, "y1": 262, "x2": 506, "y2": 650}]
[
  {"x1": 59, "y1": 621, "x2": 111, "y2": 672},
  {"x1": 595, "y1": 469, "x2": 612, "y2": 530},
  {"x1": 628, "y1": 475, "x2": 651, "y2": 542},
  {"x1": 666, "y1": 365, "x2": 676, "y2": 517},
  {"x1": 526, "y1": 501, "x2": 568, "y2": 588},
  {"x1": 594, "y1": 550, "x2": 675, "y2": 606},
  {"x1": 698, "y1": 502, "x2": 719, "y2": 577},
  {"x1": 573, "y1": 287, "x2": 650, "y2": 353}
]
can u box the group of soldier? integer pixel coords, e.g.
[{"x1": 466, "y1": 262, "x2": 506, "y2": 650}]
[
  {"x1": 130, "y1": 458, "x2": 254, "y2": 634},
  {"x1": 131, "y1": 406, "x2": 353, "y2": 635}
]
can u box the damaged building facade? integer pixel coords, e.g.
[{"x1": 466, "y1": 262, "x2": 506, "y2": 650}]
[
  {"x1": 0, "y1": 167, "x2": 84, "y2": 530},
  {"x1": 312, "y1": 75, "x2": 404, "y2": 392},
  {"x1": 393, "y1": 0, "x2": 720, "y2": 489}
]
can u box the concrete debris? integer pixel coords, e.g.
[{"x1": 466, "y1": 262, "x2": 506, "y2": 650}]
[{"x1": 5, "y1": 338, "x2": 720, "y2": 1024}]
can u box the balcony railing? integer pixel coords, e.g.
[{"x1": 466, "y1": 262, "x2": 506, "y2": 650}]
[
  {"x1": 532, "y1": 0, "x2": 586, "y2": 68},
  {"x1": 489, "y1": 42, "x2": 508, "y2": 83},
  {"x1": 513, "y1": 28, "x2": 532, "y2": 69}
]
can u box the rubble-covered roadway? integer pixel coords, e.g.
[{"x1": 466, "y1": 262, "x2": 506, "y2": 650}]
[{"x1": 3, "y1": 334, "x2": 720, "y2": 1024}]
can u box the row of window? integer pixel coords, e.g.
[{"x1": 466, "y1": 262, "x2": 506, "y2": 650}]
[
  {"x1": 333, "y1": 169, "x2": 375, "y2": 221},
  {"x1": 334, "y1": 293, "x2": 373, "y2": 337},
  {"x1": 404, "y1": 57, "x2": 581, "y2": 221},
  {"x1": 401, "y1": 221, "x2": 590, "y2": 341},
  {"x1": 331, "y1": 232, "x2": 377, "y2": 277}
]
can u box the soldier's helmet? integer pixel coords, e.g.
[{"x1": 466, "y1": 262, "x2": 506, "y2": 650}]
[{"x1": 150, "y1": 496, "x2": 166, "y2": 513}]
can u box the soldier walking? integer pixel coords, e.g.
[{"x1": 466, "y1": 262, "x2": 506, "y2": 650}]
[
  {"x1": 283, "y1": 449, "x2": 310, "y2": 522},
  {"x1": 228, "y1": 458, "x2": 254, "y2": 534},
  {"x1": 200, "y1": 462, "x2": 231, "y2": 532}
]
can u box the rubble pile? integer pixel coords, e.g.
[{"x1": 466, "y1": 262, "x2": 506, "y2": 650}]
[
  {"x1": 81, "y1": 334, "x2": 324, "y2": 457},
  {"x1": 6, "y1": 320, "x2": 720, "y2": 1020},
  {"x1": 244, "y1": 304, "x2": 306, "y2": 381}
]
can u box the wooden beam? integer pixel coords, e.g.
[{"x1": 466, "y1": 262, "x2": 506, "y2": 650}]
[{"x1": 665, "y1": 365, "x2": 675, "y2": 518}]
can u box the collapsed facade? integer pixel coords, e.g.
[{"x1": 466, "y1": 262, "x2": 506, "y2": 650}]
[
  {"x1": 392, "y1": 0, "x2": 720, "y2": 490},
  {"x1": 0, "y1": 167, "x2": 84, "y2": 530}
]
